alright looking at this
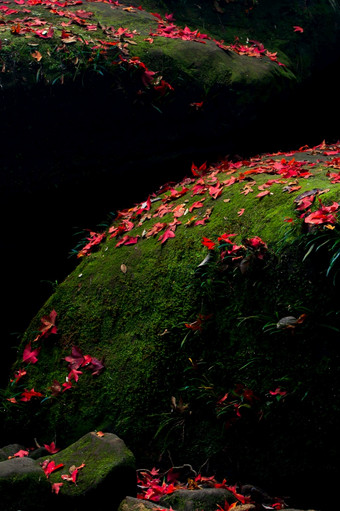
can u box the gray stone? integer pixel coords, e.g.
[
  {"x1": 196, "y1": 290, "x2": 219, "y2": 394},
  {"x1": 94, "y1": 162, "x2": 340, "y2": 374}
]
[
  {"x1": 0, "y1": 457, "x2": 51, "y2": 511},
  {"x1": 119, "y1": 496, "x2": 173, "y2": 511},
  {"x1": 42, "y1": 431, "x2": 136, "y2": 509},
  {"x1": 0, "y1": 443, "x2": 26, "y2": 462},
  {"x1": 159, "y1": 488, "x2": 237, "y2": 511}
]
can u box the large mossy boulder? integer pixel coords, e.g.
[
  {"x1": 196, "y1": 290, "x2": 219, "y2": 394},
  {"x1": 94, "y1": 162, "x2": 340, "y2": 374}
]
[
  {"x1": 2, "y1": 143, "x2": 340, "y2": 509},
  {"x1": 42, "y1": 432, "x2": 136, "y2": 510},
  {"x1": 2, "y1": 0, "x2": 340, "y2": 388}
]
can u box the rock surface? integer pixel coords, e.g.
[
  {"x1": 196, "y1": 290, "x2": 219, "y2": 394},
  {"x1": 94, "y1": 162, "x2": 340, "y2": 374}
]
[
  {"x1": 0, "y1": 457, "x2": 51, "y2": 511},
  {"x1": 45, "y1": 432, "x2": 136, "y2": 506},
  {"x1": 2, "y1": 0, "x2": 340, "y2": 383},
  {"x1": 2, "y1": 142, "x2": 340, "y2": 510},
  {"x1": 0, "y1": 431, "x2": 136, "y2": 511},
  {"x1": 159, "y1": 488, "x2": 237, "y2": 511}
]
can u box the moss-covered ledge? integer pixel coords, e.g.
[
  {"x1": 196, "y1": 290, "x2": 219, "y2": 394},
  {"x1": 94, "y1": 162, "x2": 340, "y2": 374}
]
[{"x1": 2, "y1": 141, "x2": 340, "y2": 508}]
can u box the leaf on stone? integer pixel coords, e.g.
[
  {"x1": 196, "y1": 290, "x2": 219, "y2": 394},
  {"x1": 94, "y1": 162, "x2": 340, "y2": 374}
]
[
  {"x1": 52, "y1": 482, "x2": 63, "y2": 494},
  {"x1": 41, "y1": 460, "x2": 64, "y2": 478},
  {"x1": 12, "y1": 449, "x2": 29, "y2": 458}
]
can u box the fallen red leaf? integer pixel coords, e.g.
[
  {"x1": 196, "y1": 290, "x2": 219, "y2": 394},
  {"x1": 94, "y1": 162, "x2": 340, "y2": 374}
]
[
  {"x1": 35, "y1": 309, "x2": 57, "y2": 340},
  {"x1": 202, "y1": 237, "x2": 215, "y2": 250},
  {"x1": 256, "y1": 190, "x2": 271, "y2": 198},
  {"x1": 20, "y1": 388, "x2": 43, "y2": 402},
  {"x1": 158, "y1": 229, "x2": 176, "y2": 244},
  {"x1": 116, "y1": 235, "x2": 139, "y2": 247},
  {"x1": 44, "y1": 442, "x2": 60, "y2": 454},
  {"x1": 42, "y1": 460, "x2": 64, "y2": 478},
  {"x1": 12, "y1": 449, "x2": 29, "y2": 458},
  {"x1": 51, "y1": 482, "x2": 63, "y2": 494},
  {"x1": 22, "y1": 342, "x2": 40, "y2": 364}
]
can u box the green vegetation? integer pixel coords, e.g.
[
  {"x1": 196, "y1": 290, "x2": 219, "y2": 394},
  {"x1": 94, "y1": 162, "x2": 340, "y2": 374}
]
[{"x1": 2, "y1": 152, "x2": 340, "y2": 500}]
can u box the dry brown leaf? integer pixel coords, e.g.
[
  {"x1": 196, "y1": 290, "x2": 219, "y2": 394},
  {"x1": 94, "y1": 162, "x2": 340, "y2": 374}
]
[
  {"x1": 31, "y1": 50, "x2": 42, "y2": 62},
  {"x1": 61, "y1": 36, "x2": 77, "y2": 44}
]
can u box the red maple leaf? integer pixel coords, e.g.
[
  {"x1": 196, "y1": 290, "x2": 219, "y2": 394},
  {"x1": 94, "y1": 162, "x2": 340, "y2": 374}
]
[
  {"x1": 269, "y1": 387, "x2": 287, "y2": 396},
  {"x1": 62, "y1": 381, "x2": 73, "y2": 392},
  {"x1": 44, "y1": 442, "x2": 60, "y2": 454},
  {"x1": 145, "y1": 222, "x2": 167, "y2": 238},
  {"x1": 116, "y1": 235, "x2": 139, "y2": 247},
  {"x1": 13, "y1": 449, "x2": 29, "y2": 458},
  {"x1": 35, "y1": 26, "x2": 54, "y2": 38},
  {"x1": 22, "y1": 342, "x2": 40, "y2": 364},
  {"x1": 256, "y1": 190, "x2": 271, "y2": 199},
  {"x1": 35, "y1": 310, "x2": 57, "y2": 340},
  {"x1": 51, "y1": 482, "x2": 63, "y2": 494},
  {"x1": 11, "y1": 368, "x2": 27, "y2": 384},
  {"x1": 158, "y1": 229, "x2": 176, "y2": 244},
  {"x1": 88, "y1": 357, "x2": 104, "y2": 376},
  {"x1": 304, "y1": 201, "x2": 339, "y2": 225},
  {"x1": 191, "y1": 161, "x2": 207, "y2": 177},
  {"x1": 41, "y1": 460, "x2": 64, "y2": 478},
  {"x1": 202, "y1": 237, "x2": 215, "y2": 250},
  {"x1": 154, "y1": 80, "x2": 174, "y2": 95},
  {"x1": 68, "y1": 369, "x2": 83, "y2": 382},
  {"x1": 218, "y1": 233, "x2": 238, "y2": 244},
  {"x1": 65, "y1": 346, "x2": 87, "y2": 370},
  {"x1": 209, "y1": 184, "x2": 222, "y2": 199},
  {"x1": 20, "y1": 388, "x2": 43, "y2": 402},
  {"x1": 189, "y1": 199, "x2": 206, "y2": 212}
]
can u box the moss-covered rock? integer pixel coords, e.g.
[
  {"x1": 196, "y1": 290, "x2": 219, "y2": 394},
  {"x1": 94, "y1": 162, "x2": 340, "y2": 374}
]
[
  {"x1": 41, "y1": 432, "x2": 136, "y2": 510},
  {"x1": 0, "y1": 457, "x2": 51, "y2": 511},
  {"x1": 159, "y1": 488, "x2": 237, "y2": 511},
  {"x1": 119, "y1": 497, "x2": 173, "y2": 511},
  {"x1": 2, "y1": 0, "x2": 340, "y2": 385},
  {"x1": 2, "y1": 143, "x2": 340, "y2": 509}
]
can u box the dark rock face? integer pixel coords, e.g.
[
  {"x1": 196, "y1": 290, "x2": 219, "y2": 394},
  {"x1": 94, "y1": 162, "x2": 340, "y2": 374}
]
[
  {"x1": 159, "y1": 488, "x2": 237, "y2": 511},
  {"x1": 0, "y1": 457, "x2": 51, "y2": 511},
  {"x1": 0, "y1": 432, "x2": 136, "y2": 511}
]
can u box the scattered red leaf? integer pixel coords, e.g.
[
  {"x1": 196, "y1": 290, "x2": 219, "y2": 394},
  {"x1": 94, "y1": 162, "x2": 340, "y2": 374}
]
[
  {"x1": 269, "y1": 387, "x2": 287, "y2": 396},
  {"x1": 41, "y1": 460, "x2": 64, "y2": 478},
  {"x1": 22, "y1": 342, "x2": 40, "y2": 364},
  {"x1": 12, "y1": 449, "x2": 29, "y2": 458},
  {"x1": 11, "y1": 368, "x2": 27, "y2": 384},
  {"x1": 44, "y1": 442, "x2": 60, "y2": 454},
  {"x1": 34, "y1": 309, "x2": 57, "y2": 341},
  {"x1": 158, "y1": 228, "x2": 176, "y2": 244},
  {"x1": 51, "y1": 482, "x2": 63, "y2": 494},
  {"x1": 256, "y1": 190, "x2": 271, "y2": 198},
  {"x1": 116, "y1": 235, "x2": 139, "y2": 247},
  {"x1": 202, "y1": 237, "x2": 216, "y2": 250},
  {"x1": 20, "y1": 388, "x2": 43, "y2": 402}
]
